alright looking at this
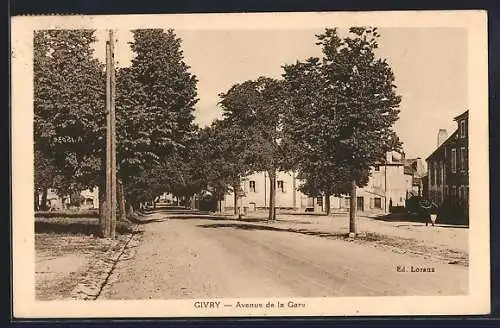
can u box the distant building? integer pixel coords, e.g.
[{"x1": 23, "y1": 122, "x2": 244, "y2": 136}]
[
  {"x1": 426, "y1": 110, "x2": 469, "y2": 222},
  {"x1": 403, "y1": 157, "x2": 427, "y2": 197},
  {"x1": 38, "y1": 187, "x2": 99, "y2": 210},
  {"x1": 223, "y1": 151, "x2": 415, "y2": 214}
]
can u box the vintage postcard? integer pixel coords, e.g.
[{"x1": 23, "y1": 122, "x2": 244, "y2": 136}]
[{"x1": 11, "y1": 10, "x2": 489, "y2": 318}]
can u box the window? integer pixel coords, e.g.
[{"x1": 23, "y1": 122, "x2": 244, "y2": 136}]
[
  {"x1": 460, "y1": 147, "x2": 467, "y2": 172},
  {"x1": 249, "y1": 181, "x2": 256, "y2": 192},
  {"x1": 460, "y1": 120, "x2": 466, "y2": 138},
  {"x1": 451, "y1": 148, "x2": 457, "y2": 173},
  {"x1": 433, "y1": 162, "x2": 438, "y2": 186},
  {"x1": 437, "y1": 162, "x2": 442, "y2": 186},
  {"x1": 444, "y1": 185, "x2": 449, "y2": 197},
  {"x1": 429, "y1": 163, "x2": 434, "y2": 185},
  {"x1": 442, "y1": 162, "x2": 445, "y2": 185},
  {"x1": 374, "y1": 197, "x2": 382, "y2": 209},
  {"x1": 451, "y1": 185, "x2": 457, "y2": 197},
  {"x1": 277, "y1": 180, "x2": 284, "y2": 192}
]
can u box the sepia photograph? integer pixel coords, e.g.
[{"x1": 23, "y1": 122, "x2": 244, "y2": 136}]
[{"x1": 11, "y1": 11, "x2": 489, "y2": 317}]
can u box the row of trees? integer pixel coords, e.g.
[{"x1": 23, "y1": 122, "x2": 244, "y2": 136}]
[
  {"x1": 34, "y1": 29, "x2": 199, "y2": 222},
  {"x1": 197, "y1": 27, "x2": 402, "y2": 231},
  {"x1": 34, "y1": 27, "x2": 401, "y2": 235}
]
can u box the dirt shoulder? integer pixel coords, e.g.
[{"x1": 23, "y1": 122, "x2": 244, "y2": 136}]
[
  {"x1": 35, "y1": 216, "x2": 137, "y2": 300},
  {"x1": 216, "y1": 211, "x2": 469, "y2": 266}
]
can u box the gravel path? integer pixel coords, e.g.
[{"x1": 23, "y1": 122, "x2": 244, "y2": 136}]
[{"x1": 101, "y1": 212, "x2": 468, "y2": 299}]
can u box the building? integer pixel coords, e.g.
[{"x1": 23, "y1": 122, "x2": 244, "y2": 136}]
[
  {"x1": 223, "y1": 151, "x2": 415, "y2": 215},
  {"x1": 403, "y1": 157, "x2": 427, "y2": 197},
  {"x1": 426, "y1": 110, "x2": 469, "y2": 222},
  {"x1": 38, "y1": 187, "x2": 99, "y2": 210}
]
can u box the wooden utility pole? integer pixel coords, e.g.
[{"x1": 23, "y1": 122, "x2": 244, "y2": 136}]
[{"x1": 105, "y1": 30, "x2": 117, "y2": 238}]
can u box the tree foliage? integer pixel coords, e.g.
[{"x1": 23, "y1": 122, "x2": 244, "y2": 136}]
[
  {"x1": 33, "y1": 29, "x2": 106, "y2": 204},
  {"x1": 115, "y1": 29, "x2": 199, "y2": 208},
  {"x1": 283, "y1": 27, "x2": 401, "y2": 227},
  {"x1": 218, "y1": 77, "x2": 289, "y2": 219}
]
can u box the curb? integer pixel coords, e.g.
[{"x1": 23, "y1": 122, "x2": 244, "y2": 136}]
[{"x1": 70, "y1": 224, "x2": 142, "y2": 300}]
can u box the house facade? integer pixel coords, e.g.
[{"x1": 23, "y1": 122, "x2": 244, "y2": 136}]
[
  {"x1": 403, "y1": 157, "x2": 427, "y2": 197},
  {"x1": 38, "y1": 187, "x2": 99, "y2": 210},
  {"x1": 223, "y1": 151, "x2": 415, "y2": 214},
  {"x1": 426, "y1": 110, "x2": 469, "y2": 222}
]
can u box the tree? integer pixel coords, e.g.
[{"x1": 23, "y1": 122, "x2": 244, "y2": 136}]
[
  {"x1": 283, "y1": 27, "x2": 401, "y2": 234},
  {"x1": 115, "y1": 29, "x2": 198, "y2": 212},
  {"x1": 296, "y1": 165, "x2": 370, "y2": 215},
  {"x1": 218, "y1": 77, "x2": 289, "y2": 220},
  {"x1": 202, "y1": 120, "x2": 257, "y2": 216},
  {"x1": 34, "y1": 30, "x2": 106, "y2": 210}
]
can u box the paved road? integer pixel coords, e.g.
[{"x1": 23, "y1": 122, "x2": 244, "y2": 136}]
[{"x1": 102, "y1": 211, "x2": 468, "y2": 299}]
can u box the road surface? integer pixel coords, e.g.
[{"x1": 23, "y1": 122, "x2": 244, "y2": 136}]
[{"x1": 102, "y1": 211, "x2": 468, "y2": 299}]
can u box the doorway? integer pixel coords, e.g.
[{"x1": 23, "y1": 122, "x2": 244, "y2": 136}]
[{"x1": 357, "y1": 196, "x2": 364, "y2": 212}]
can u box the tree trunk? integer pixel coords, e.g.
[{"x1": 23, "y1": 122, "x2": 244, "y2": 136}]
[
  {"x1": 34, "y1": 190, "x2": 40, "y2": 211},
  {"x1": 117, "y1": 180, "x2": 126, "y2": 221},
  {"x1": 325, "y1": 193, "x2": 331, "y2": 215},
  {"x1": 40, "y1": 188, "x2": 48, "y2": 211},
  {"x1": 349, "y1": 179, "x2": 357, "y2": 235},
  {"x1": 126, "y1": 201, "x2": 134, "y2": 216},
  {"x1": 233, "y1": 182, "x2": 239, "y2": 216},
  {"x1": 268, "y1": 169, "x2": 276, "y2": 221}
]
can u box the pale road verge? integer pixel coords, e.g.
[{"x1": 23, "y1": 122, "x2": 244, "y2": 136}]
[
  {"x1": 226, "y1": 211, "x2": 469, "y2": 266},
  {"x1": 101, "y1": 212, "x2": 468, "y2": 299}
]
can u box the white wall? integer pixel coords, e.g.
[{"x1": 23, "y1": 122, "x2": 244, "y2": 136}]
[
  {"x1": 223, "y1": 164, "x2": 409, "y2": 213},
  {"x1": 224, "y1": 171, "x2": 308, "y2": 210}
]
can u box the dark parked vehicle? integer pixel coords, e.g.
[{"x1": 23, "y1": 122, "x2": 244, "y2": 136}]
[{"x1": 406, "y1": 195, "x2": 438, "y2": 225}]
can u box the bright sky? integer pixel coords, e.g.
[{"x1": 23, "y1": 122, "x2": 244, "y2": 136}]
[{"x1": 93, "y1": 27, "x2": 467, "y2": 160}]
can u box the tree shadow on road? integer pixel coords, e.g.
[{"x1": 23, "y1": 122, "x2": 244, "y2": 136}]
[
  {"x1": 167, "y1": 215, "x2": 272, "y2": 224},
  {"x1": 197, "y1": 222, "x2": 347, "y2": 239},
  {"x1": 167, "y1": 214, "x2": 313, "y2": 225}
]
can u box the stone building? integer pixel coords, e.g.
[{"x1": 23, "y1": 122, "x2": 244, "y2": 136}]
[
  {"x1": 426, "y1": 110, "x2": 469, "y2": 223},
  {"x1": 223, "y1": 151, "x2": 416, "y2": 214}
]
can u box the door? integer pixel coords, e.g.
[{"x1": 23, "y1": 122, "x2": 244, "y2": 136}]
[{"x1": 357, "y1": 196, "x2": 364, "y2": 212}]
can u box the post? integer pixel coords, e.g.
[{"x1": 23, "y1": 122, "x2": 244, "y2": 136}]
[
  {"x1": 105, "y1": 29, "x2": 117, "y2": 239},
  {"x1": 349, "y1": 179, "x2": 357, "y2": 235},
  {"x1": 268, "y1": 170, "x2": 276, "y2": 221}
]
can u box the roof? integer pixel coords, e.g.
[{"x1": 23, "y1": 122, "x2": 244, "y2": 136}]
[
  {"x1": 426, "y1": 129, "x2": 458, "y2": 161},
  {"x1": 454, "y1": 110, "x2": 469, "y2": 122}
]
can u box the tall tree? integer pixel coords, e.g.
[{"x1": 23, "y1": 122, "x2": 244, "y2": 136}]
[
  {"x1": 115, "y1": 29, "x2": 198, "y2": 212},
  {"x1": 34, "y1": 29, "x2": 106, "y2": 209},
  {"x1": 218, "y1": 77, "x2": 288, "y2": 220},
  {"x1": 283, "y1": 27, "x2": 401, "y2": 234}
]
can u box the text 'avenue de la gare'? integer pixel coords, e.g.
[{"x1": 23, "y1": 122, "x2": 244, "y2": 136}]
[{"x1": 193, "y1": 301, "x2": 306, "y2": 309}]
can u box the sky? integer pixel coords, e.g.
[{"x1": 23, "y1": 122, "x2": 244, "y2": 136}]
[{"x1": 92, "y1": 27, "x2": 468, "y2": 160}]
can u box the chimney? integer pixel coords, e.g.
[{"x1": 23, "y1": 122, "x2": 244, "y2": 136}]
[{"x1": 437, "y1": 129, "x2": 448, "y2": 148}]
